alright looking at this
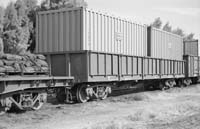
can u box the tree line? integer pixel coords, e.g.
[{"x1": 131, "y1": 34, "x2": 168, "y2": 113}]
[
  {"x1": 0, "y1": 1, "x2": 196, "y2": 55},
  {"x1": 151, "y1": 17, "x2": 195, "y2": 40},
  {"x1": 0, "y1": 0, "x2": 87, "y2": 55}
]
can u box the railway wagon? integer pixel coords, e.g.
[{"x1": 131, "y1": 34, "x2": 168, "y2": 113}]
[
  {"x1": 44, "y1": 51, "x2": 186, "y2": 103},
  {"x1": 36, "y1": 7, "x2": 190, "y2": 103},
  {"x1": 0, "y1": 54, "x2": 74, "y2": 114},
  {"x1": 0, "y1": 75, "x2": 73, "y2": 114},
  {"x1": 0, "y1": 6, "x2": 199, "y2": 115}
]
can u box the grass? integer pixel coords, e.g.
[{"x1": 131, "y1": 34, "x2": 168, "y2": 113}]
[
  {"x1": 84, "y1": 122, "x2": 120, "y2": 129},
  {"x1": 127, "y1": 111, "x2": 156, "y2": 122},
  {"x1": 84, "y1": 123, "x2": 145, "y2": 129},
  {"x1": 109, "y1": 93, "x2": 149, "y2": 103},
  {"x1": 133, "y1": 94, "x2": 149, "y2": 101}
]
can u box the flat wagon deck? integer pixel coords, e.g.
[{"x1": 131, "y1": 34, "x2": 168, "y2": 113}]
[{"x1": 0, "y1": 74, "x2": 73, "y2": 115}]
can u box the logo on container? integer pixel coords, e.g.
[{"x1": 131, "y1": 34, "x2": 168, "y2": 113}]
[
  {"x1": 115, "y1": 32, "x2": 124, "y2": 41},
  {"x1": 168, "y1": 42, "x2": 172, "y2": 49}
]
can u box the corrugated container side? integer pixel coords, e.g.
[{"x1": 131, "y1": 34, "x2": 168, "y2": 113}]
[
  {"x1": 183, "y1": 40, "x2": 199, "y2": 56},
  {"x1": 147, "y1": 26, "x2": 183, "y2": 60},
  {"x1": 184, "y1": 55, "x2": 200, "y2": 77},
  {"x1": 36, "y1": 8, "x2": 147, "y2": 56},
  {"x1": 36, "y1": 8, "x2": 82, "y2": 53},
  {"x1": 82, "y1": 8, "x2": 147, "y2": 56}
]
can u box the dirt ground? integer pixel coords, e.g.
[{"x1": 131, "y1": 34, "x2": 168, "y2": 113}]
[{"x1": 1, "y1": 85, "x2": 200, "y2": 129}]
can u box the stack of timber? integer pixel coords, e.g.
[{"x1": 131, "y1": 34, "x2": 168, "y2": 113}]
[{"x1": 0, "y1": 53, "x2": 49, "y2": 76}]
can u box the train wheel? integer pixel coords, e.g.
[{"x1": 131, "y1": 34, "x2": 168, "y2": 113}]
[
  {"x1": 98, "y1": 86, "x2": 111, "y2": 100},
  {"x1": 32, "y1": 93, "x2": 47, "y2": 111},
  {"x1": 32, "y1": 101, "x2": 44, "y2": 110},
  {"x1": 165, "y1": 80, "x2": 176, "y2": 89},
  {"x1": 76, "y1": 85, "x2": 89, "y2": 103},
  {"x1": 0, "y1": 107, "x2": 6, "y2": 115},
  {"x1": 159, "y1": 82, "x2": 165, "y2": 91},
  {"x1": 99, "y1": 92, "x2": 108, "y2": 100},
  {"x1": 0, "y1": 102, "x2": 5, "y2": 115},
  {"x1": 178, "y1": 80, "x2": 184, "y2": 88},
  {"x1": 0, "y1": 98, "x2": 12, "y2": 115},
  {"x1": 183, "y1": 79, "x2": 192, "y2": 87}
]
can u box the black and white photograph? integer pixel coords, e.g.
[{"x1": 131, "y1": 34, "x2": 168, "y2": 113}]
[{"x1": 0, "y1": 0, "x2": 200, "y2": 129}]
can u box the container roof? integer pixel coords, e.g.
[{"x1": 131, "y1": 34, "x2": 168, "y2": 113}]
[{"x1": 37, "y1": 7, "x2": 146, "y2": 26}]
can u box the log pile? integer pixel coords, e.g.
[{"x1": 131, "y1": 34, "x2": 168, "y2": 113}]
[{"x1": 0, "y1": 53, "x2": 49, "y2": 75}]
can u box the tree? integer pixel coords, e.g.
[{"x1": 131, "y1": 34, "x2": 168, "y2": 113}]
[
  {"x1": 71, "y1": 0, "x2": 88, "y2": 7},
  {"x1": 3, "y1": 2, "x2": 19, "y2": 53},
  {"x1": 24, "y1": 0, "x2": 37, "y2": 12},
  {"x1": 0, "y1": 6, "x2": 4, "y2": 25},
  {"x1": 15, "y1": 0, "x2": 29, "y2": 26},
  {"x1": 184, "y1": 33, "x2": 195, "y2": 40},
  {"x1": 0, "y1": 7, "x2": 4, "y2": 54},
  {"x1": 23, "y1": 0, "x2": 37, "y2": 27},
  {"x1": 172, "y1": 28, "x2": 184, "y2": 37},
  {"x1": 3, "y1": 2, "x2": 30, "y2": 55},
  {"x1": 15, "y1": 0, "x2": 30, "y2": 55},
  {"x1": 23, "y1": 0, "x2": 38, "y2": 52},
  {"x1": 40, "y1": 0, "x2": 67, "y2": 10},
  {"x1": 151, "y1": 17, "x2": 162, "y2": 29},
  {"x1": 0, "y1": 6, "x2": 4, "y2": 34},
  {"x1": 4, "y1": 2, "x2": 19, "y2": 30},
  {"x1": 163, "y1": 22, "x2": 172, "y2": 32},
  {"x1": 41, "y1": 0, "x2": 87, "y2": 10}
]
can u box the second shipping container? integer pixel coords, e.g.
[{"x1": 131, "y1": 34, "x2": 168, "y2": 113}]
[
  {"x1": 147, "y1": 26, "x2": 183, "y2": 60},
  {"x1": 183, "y1": 40, "x2": 199, "y2": 56}
]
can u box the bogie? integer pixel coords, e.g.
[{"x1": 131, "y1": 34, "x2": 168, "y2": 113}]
[
  {"x1": 0, "y1": 91, "x2": 47, "y2": 114},
  {"x1": 183, "y1": 79, "x2": 192, "y2": 87},
  {"x1": 155, "y1": 79, "x2": 176, "y2": 91},
  {"x1": 76, "y1": 84, "x2": 112, "y2": 103}
]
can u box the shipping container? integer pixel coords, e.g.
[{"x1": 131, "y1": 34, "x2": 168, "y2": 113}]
[
  {"x1": 36, "y1": 7, "x2": 147, "y2": 56},
  {"x1": 184, "y1": 55, "x2": 200, "y2": 77},
  {"x1": 183, "y1": 40, "x2": 199, "y2": 56},
  {"x1": 45, "y1": 51, "x2": 185, "y2": 83},
  {"x1": 147, "y1": 26, "x2": 183, "y2": 60}
]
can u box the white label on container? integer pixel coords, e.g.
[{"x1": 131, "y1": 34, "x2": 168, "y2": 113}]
[
  {"x1": 115, "y1": 32, "x2": 124, "y2": 41},
  {"x1": 168, "y1": 42, "x2": 172, "y2": 49},
  {"x1": 88, "y1": 30, "x2": 91, "y2": 48}
]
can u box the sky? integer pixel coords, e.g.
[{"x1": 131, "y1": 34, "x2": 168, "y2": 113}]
[{"x1": 0, "y1": 0, "x2": 200, "y2": 40}]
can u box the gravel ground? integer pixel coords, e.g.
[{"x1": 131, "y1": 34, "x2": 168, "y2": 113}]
[{"x1": 0, "y1": 85, "x2": 200, "y2": 129}]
